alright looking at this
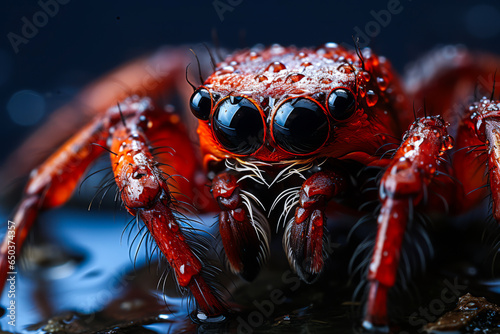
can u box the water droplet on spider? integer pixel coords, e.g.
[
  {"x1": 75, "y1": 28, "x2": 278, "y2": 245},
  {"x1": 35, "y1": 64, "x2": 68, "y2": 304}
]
[
  {"x1": 444, "y1": 135, "x2": 454, "y2": 150},
  {"x1": 337, "y1": 63, "x2": 354, "y2": 74},
  {"x1": 255, "y1": 74, "x2": 268, "y2": 82},
  {"x1": 286, "y1": 73, "x2": 305, "y2": 83},
  {"x1": 359, "y1": 86, "x2": 366, "y2": 98},
  {"x1": 249, "y1": 51, "x2": 260, "y2": 60},
  {"x1": 360, "y1": 71, "x2": 371, "y2": 82},
  {"x1": 324, "y1": 42, "x2": 339, "y2": 49},
  {"x1": 297, "y1": 52, "x2": 307, "y2": 59},
  {"x1": 265, "y1": 61, "x2": 286, "y2": 73},
  {"x1": 366, "y1": 90, "x2": 378, "y2": 107},
  {"x1": 300, "y1": 61, "x2": 313, "y2": 68},
  {"x1": 376, "y1": 77, "x2": 388, "y2": 91}
]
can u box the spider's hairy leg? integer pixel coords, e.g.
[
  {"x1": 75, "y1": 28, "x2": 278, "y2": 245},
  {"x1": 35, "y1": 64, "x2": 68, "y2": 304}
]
[
  {"x1": 211, "y1": 172, "x2": 271, "y2": 281},
  {"x1": 363, "y1": 116, "x2": 454, "y2": 330},
  {"x1": 0, "y1": 103, "x2": 129, "y2": 295},
  {"x1": 110, "y1": 98, "x2": 225, "y2": 316},
  {"x1": 454, "y1": 98, "x2": 500, "y2": 221},
  {"x1": 283, "y1": 171, "x2": 347, "y2": 282}
]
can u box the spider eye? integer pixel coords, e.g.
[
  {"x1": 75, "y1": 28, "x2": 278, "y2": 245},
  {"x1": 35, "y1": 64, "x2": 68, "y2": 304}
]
[
  {"x1": 273, "y1": 98, "x2": 329, "y2": 154},
  {"x1": 213, "y1": 96, "x2": 264, "y2": 155},
  {"x1": 327, "y1": 88, "x2": 356, "y2": 120},
  {"x1": 190, "y1": 88, "x2": 212, "y2": 120}
]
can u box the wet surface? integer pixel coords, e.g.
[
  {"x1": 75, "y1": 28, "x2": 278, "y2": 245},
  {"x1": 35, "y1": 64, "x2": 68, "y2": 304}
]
[
  {"x1": 425, "y1": 293, "x2": 500, "y2": 332},
  {"x1": 1, "y1": 207, "x2": 500, "y2": 333}
]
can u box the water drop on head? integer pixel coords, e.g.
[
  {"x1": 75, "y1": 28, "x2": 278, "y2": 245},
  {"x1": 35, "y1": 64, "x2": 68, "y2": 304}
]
[
  {"x1": 359, "y1": 86, "x2": 366, "y2": 98},
  {"x1": 376, "y1": 77, "x2": 388, "y2": 91},
  {"x1": 286, "y1": 73, "x2": 305, "y2": 83},
  {"x1": 366, "y1": 90, "x2": 378, "y2": 107},
  {"x1": 337, "y1": 63, "x2": 354, "y2": 74},
  {"x1": 360, "y1": 71, "x2": 371, "y2": 82},
  {"x1": 255, "y1": 74, "x2": 268, "y2": 82},
  {"x1": 265, "y1": 61, "x2": 287, "y2": 73},
  {"x1": 249, "y1": 51, "x2": 260, "y2": 60}
]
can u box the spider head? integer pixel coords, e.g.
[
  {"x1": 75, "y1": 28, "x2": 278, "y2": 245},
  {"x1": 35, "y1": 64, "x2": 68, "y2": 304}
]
[{"x1": 190, "y1": 44, "x2": 401, "y2": 167}]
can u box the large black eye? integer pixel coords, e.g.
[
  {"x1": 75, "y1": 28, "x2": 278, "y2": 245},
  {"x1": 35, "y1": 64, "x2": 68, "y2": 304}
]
[
  {"x1": 327, "y1": 88, "x2": 356, "y2": 120},
  {"x1": 213, "y1": 96, "x2": 264, "y2": 155},
  {"x1": 273, "y1": 98, "x2": 329, "y2": 154},
  {"x1": 190, "y1": 88, "x2": 212, "y2": 120}
]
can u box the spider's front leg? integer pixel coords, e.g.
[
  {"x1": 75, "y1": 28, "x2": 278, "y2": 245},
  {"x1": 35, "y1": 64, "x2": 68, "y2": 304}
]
[
  {"x1": 284, "y1": 171, "x2": 347, "y2": 282},
  {"x1": 108, "y1": 99, "x2": 226, "y2": 316},
  {"x1": 363, "y1": 116, "x2": 454, "y2": 330},
  {"x1": 211, "y1": 172, "x2": 271, "y2": 281},
  {"x1": 1, "y1": 96, "x2": 226, "y2": 318}
]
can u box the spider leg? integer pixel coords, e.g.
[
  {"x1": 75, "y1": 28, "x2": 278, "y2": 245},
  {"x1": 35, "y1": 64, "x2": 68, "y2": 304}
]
[
  {"x1": 363, "y1": 116, "x2": 454, "y2": 329},
  {"x1": 282, "y1": 171, "x2": 347, "y2": 282},
  {"x1": 454, "y1": 97, "x2": 500, "y2": 221},
  {"x1": 0, "y1": 101, "x2": 124, "y2": 293},
  {"x1": 211, "y1": 172, "x2": 271, "y2": 281},
  {"x1": 2, "y1": 96, "x2": 225, "y2": 317},
  {"x1": 108, "y1": 98, "x2": 225, "y2": 316}
]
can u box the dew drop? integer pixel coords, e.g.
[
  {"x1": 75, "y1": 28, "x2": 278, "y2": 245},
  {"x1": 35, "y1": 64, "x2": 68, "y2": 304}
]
[
  {"x1": 300, "y1": 61, "x2": 313, "y2": 68},
  {"x1": 297, "y1": 52, "x2": 307, "y2": 59},
  {"x1": 360, "y1": 71, "x2": 371, "y2": 82},
  {"x1": 443, "y1": 135, "x2": 455, "y2": 150},
  {"x1": 266, "y1": 61, "x2": 286, "y2": 73},
  {"x1": 359, "y1": 85, "x2": 366, "y2": 98},
  {"x1": 324, "y1": 42, "x2": 339, "y2": 49},
  {"x1": 255, "y1": 74, "x2": 268, "y2": 82},
  {"x1": 337, "y1": 63, "x2": 354, "y2": 74},
  {"x1": 428, "y1": 164, "x2": 436, "y2": 174},
  {"x1": 377, "y1": 77, "x2": 388, "y2": 91},
  {"x1": 286, "y1": 73, "x2": 305, "y2": 83},
  {"x1": 366, "y1": 90, "x2": 378, "y2": 107},
  {"x1": 249, "y1": 51, "x2": 260, "y2": 60}
]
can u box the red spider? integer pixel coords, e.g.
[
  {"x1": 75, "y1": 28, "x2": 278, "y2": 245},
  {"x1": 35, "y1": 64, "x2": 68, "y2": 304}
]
[{"x1": 2, "y1": 43, "x2": 500, "y2": 331}]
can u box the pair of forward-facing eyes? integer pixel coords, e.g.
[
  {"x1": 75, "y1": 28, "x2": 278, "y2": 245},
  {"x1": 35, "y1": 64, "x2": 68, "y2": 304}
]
[{"x1": 189, "y1": 87, "x2": 356, "y2": 156}]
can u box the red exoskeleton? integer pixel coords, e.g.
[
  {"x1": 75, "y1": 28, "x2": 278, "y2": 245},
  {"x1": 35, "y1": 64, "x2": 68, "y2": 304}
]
[{"x1": 2, "y1": 43, "x2": 500, "y2": 330}]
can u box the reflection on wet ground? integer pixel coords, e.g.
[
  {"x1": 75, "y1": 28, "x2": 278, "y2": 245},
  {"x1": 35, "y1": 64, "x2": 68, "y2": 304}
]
[{"x1": 2, "y1": 208, "x2": 500, "y2": 333}]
